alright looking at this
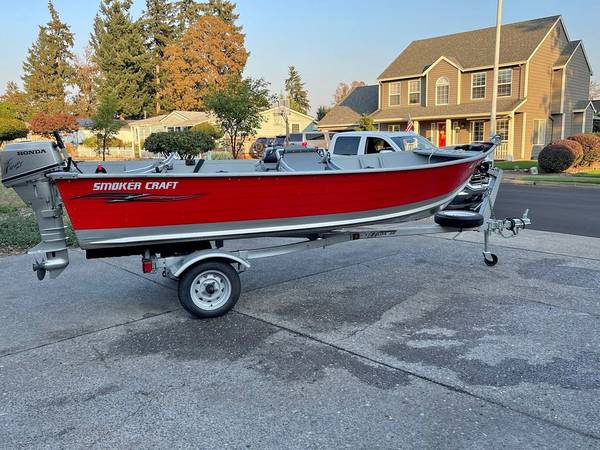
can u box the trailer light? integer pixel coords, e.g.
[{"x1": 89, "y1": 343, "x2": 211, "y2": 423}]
[{"x1": 142, "y1": 258, "x2": 154, "y2": 273}]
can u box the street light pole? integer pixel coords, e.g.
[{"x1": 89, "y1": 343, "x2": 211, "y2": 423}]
[{"x1": 490, "y1": 0, "x2": 503, "y2": 138}]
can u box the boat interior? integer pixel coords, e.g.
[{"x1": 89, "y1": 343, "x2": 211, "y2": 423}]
[{"x1": 73, "y1": 143, "x2": 494, "y2": 176}]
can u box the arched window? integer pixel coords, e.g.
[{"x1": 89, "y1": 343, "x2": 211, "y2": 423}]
[{"x1": 436, "y1": 76, "x2": 449, "y2": 105}]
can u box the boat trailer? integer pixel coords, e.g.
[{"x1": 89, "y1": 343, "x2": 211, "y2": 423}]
[{"x1": 142, "y1": 167, "x2": 530, "y2": 318}]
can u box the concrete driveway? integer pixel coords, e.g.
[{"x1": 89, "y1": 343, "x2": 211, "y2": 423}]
[{"x1": 1, "y1": 229, "x2": 599, "y2": 448}]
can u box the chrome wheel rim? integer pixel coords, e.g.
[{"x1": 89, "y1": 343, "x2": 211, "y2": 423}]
[{"x1": 190, "y1": 270, "x2": 231, "y2": 311}]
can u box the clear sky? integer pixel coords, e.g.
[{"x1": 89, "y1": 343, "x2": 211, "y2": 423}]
[{"x1": 1, "y1": 0, "x2": 597, "y2": 114}]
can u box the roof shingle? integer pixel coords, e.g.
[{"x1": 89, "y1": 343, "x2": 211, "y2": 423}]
[
  {"x1": 378, "y1": 15, "x2": 560, "y2": 80},
  {"x1": 318, "y1": 85, "x2": 379, "y2": 127}
]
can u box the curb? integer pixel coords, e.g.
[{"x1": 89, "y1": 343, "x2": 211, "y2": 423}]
[{"x1": 502, "y1": 178, "x2": 600, "y2": 189}]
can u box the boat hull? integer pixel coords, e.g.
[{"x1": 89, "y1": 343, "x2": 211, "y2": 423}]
[{"x1": 55, "y1": 159, "x2": 480, "y2": 249}]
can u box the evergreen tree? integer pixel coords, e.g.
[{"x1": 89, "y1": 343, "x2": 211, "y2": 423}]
[
  {"x1": 316, "y1": 105, "x2": 329, "y2": 121},
  {"x1": 284, "y1": 66, "x2": 309, "y2": 115},
  {"x1": 162, "y1": 14, "x2": 248, "y2": 110},
  {"x1": 199, "y1": 0, "x2": 241, "y2": 30},
  {"x1": 1, "y1": 82, "x2": 30, "y2": 120},
  {"x1": 142, "y1": 0, "x2": 177, "y2": 114},
  {"x1": 22, "y1": 1, "x2": 75, "y2": 114},
  {"x1": 174, "y1": 0, "x2": 201, "y2": 34},
  {"x1": 91, "y1": 0, "x2": 154, "y2": 118}
]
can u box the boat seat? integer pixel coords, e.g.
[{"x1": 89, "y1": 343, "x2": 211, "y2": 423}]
[{"x1": 260, "y1": 148, "x2": 281, "y2": 171}]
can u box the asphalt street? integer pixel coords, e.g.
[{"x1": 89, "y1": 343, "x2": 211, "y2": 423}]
[
  {"x1": 1, "y1": 228, "x2": 599, "y2": 448},
  {"x1": 494, "y1": 183, "x2": 600, "y2": 238}
]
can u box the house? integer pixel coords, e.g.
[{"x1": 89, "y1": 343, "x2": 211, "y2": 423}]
[
  {"x1": 319, "y1": 16, "x2": 594, "y2": 160},
  {"x1": 128, "y1": 110, "x2": 213, "y2": 153},
  {"x1": 317, "y1": 85, "x2": 379, "y2": 131},
  {"x1": 253, "y1": 106, "x2": 316, "y2": 138}
]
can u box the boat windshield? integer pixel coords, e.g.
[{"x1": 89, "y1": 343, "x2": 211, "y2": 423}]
[{"x1": 392, "y1": 135, "x2": 436, "y2": 151}]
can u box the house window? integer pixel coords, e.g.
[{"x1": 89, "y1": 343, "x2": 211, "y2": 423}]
[
  {"x1": 389, "y1": 82, "x2": 401, "y2": 106},
  {"x1": 497, "y1": 69, "x2": 512, "y2": 97},
  {"x1": 435, "y1": 77, "x2": 449, "y2": 105},
  {"x1": 496, "y1": 119, "x2": 509, "y2": 141},
  {"x1": 533, "y1": 119, "x2": 547, "y2": 145},
  {"x1": 389, "y1": 124, "x2": 402, "y2": 132},
  {"x1": 291, "y1": 123, "x2": 300, "y2": 133},
  {"x1": 408, "y1": 80, "x2": 421, "y2": 104},
  {"x1": 471, "y1": 121, "x2": 484, "y2": 142},
  {"x1": 471, "y1": 72, "x2": 486, "y2": 99}
]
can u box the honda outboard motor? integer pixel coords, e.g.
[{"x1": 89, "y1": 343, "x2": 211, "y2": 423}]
[{"x1": 0, "y1": 140, "x2": 69, "y2": 279}]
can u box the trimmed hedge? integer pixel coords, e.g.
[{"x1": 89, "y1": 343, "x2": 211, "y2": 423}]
[
  {"x1": 552, "y1": 139, "x2": 583, "y2": 165},
  {"x1": 538, "y1": 141, "x2": 581, "y2": 173},
  {"x1": 566, "y1": 133, "x2": 600, "y2": 166},
  {"x1": 144, "y1": 131, "x2": 215, "y2": 159}
]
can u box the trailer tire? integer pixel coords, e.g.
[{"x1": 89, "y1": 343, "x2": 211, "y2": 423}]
[
  {"x1": 434, "y1": 210, "x2": 484, "y2": 228},
  {"x1": 178, "y1": 261, "x2": 241, "y2": 318}
]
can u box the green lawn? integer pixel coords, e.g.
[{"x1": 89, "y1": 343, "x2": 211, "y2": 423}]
[
  {"x1": 495, "y1": 160, "x2": 538, "y2": 170},
  {"x1": 573, "y1": 169, "x2": 600, "y2": 177},
  {"x1": 518, "y1": 175, "x2": 600, "y2": 184},
  {"x1": 0, "y1": 183, "x2": 76, "y2": 255}
]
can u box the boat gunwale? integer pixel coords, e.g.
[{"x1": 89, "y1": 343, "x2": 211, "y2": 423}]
[{"x1": 48, "y1": 146, "x2": 494, "y2": 180}]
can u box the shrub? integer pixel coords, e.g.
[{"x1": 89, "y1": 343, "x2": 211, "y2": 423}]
[
  {"x1": 0, "y1": 117, "x2": 28, "y2": 143},
  {"x1": 566, "y1": 133, "x2": 600, "y2": 166},
  {"x1": 144, "y1": 131, "x2": 215, "y2": 159},
  {"x1": 538, "y1": 142, "x2": 580, "y2": 173},
  {"x1": 552, "y1": 139, "x2": 583, "y2": 165},
  {"x1": 208, "y1": 150, "x2": 233, "y2": 160},
  {"x1": 82, "y1": 135, "x2": 126, "y2": 149},
  {"x1": 191, "y1": 122, "x2": 223, "y2": 139}
]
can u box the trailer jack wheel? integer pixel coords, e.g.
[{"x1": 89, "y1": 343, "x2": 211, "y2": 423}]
[
  {"x1": 483, "y1": 253, "x2": 498, "y2": 267},
  {"x1": 178, "y1": 260, "x2": 241, "y2": 318}
]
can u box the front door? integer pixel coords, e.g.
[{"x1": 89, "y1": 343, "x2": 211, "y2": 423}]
[{"x1": 437, "y1": 122, "x2": 446, "y2": 147}]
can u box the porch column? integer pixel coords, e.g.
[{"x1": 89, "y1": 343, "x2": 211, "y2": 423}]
[
  {"x1": 508, "y1": 112, "x2": 516, "y2": 160},
  {"x1": 413, "y1": 120, "x2": 419, "y2": 134},
  {"x1": 445, "y1": 119, "x2": 452, "y2": 145}
]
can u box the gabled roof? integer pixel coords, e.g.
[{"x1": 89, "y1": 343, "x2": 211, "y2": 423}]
[
  {"x1": 592, "y1": 100, "x2": 600, "y2": 114},
  {"x1": 378, "y1": 15, "x2": 561, "y2": 80},
  {"x1": 554, "y1": 40, "x2": 581, "y2": 68},
  {"x1": 129, "y1": 110, "x2": 211, "y2": 127},
  {"x1": 318, "y1": 85, "x2": 379, "y2": 127}
]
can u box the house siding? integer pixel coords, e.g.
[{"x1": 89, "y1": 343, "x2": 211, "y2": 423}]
[
  {"x1": 426, "y1": 60, "x2": 459, "y2": 106},
  {"x1": 520, "y1": 21, "x2": 569, "y2": 158},
  {"x1": 551, "y1": 114, "x2": 563, "y2": 141},
  {"x1": 460, "y1": 66, "x2": 522, "y2": 104},
  {"x1": 563, "y1": 46, "x2": 592, "y2": 136},
  {"x1": 550, "y1": 69, "x2": 563, "y2": 113},
  {"x1": 584, "y1": 106, "x2": 594, "y2": 132}
]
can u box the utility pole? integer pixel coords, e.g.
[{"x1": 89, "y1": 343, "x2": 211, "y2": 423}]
[{"x1": 490, "y1": 0, "x2": 503, "y2": 138}]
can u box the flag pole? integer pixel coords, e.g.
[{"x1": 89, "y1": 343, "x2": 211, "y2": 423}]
[{"x1": 490, "y1": 0, "x2": 503, "y2": 138}]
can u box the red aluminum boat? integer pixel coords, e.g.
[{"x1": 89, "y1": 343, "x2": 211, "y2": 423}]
[{"x1": 51, "y1": 147, "x2": 491, "y2": 251}]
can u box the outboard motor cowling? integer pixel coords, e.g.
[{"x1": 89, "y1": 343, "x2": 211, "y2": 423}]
[{"x1": 1, "y1": 141, "x2": 69, "y2": 279}]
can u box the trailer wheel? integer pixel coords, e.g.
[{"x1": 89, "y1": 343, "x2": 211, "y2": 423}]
[{"x1": 178, "y1": 261, "x2": 241, "y2": 318}]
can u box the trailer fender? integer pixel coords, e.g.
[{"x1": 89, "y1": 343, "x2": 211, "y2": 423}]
[{"x1": 167, "y1": 250, "x2": 251, "y2": 279}]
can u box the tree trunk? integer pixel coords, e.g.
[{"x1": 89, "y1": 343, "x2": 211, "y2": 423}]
[
  {"x1": 155, "y1": 64, "x2": 161, "y2": 115},
  {"x1": 102, "y1": 134, "x2": 107, "y2": 161}
]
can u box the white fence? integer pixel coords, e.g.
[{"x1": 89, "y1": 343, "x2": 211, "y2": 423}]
[{"x1": 494, "y1": 142, "x2": 512, "y2": 160}]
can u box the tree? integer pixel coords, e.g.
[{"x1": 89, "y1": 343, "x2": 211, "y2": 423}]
[
  {"x1": 71, "y1": 48, "x2": 98, "y2": 117},
  {"x1": 91, "y1": 0, "x2": 154, "y2": 118},
  {"x1": 0, "y1": 105, "x2": 28, "y2": 143},
  {"x1": 333, "y1": 80, "x2": 365, "y2": 104},
  {"x1": 0, "y1": 118, "x2": 28, "y2": 144},
  {"x1": 174, "y1": 0, "x2": 201, "y2": 34},
  {"x1": 590, "y1": 79, "x2": 600, "y2": 100},
  {"x1": 191, "y1": 121, "x2": 223, "y2": 139},
  {"x1": 29, "y1": 112, "x2": 79, "y2": 137},
  {"x1": 1, "y1": 82, "x2": 30, "y2": 120},
  {"x1": 162, "y1": 15, "x2": 248, "y2": 111},
  {"x1": 142, "y1": 0, "x2": 177, "y2": 114},
  {"x1": 284, "y1": 66, "x2": 309, "y2": 114},
  {"x1": 316, "y1": 105, "x2": 330, "y2": 121},
  {"x1": 355, "y1": 115, "x2": 375, "y2": 131},
  {"x1": 144, "y1": 131, "x2": 215, "y2": 159},
  {"x1": 22, "y1": 1, "x2": 75, "y2": 114},
  {"x1": 90, "y1": 95, "x2": 121, "y2": 161},
  {"x1": 204, "y1": 77, "x2": 271, "y2": 159},
  {"x1": 199, "y1": 0, "x2": 241, "y2": 30}
]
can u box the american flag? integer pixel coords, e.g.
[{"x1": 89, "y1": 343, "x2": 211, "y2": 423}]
[{"x1": 405, "y1": 114, "x2": 414, "y2": 132}]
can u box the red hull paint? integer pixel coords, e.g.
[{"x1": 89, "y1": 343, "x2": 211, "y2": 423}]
[{"x1": 56, "y1": 160, "x2": 479, "y2": 231}]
